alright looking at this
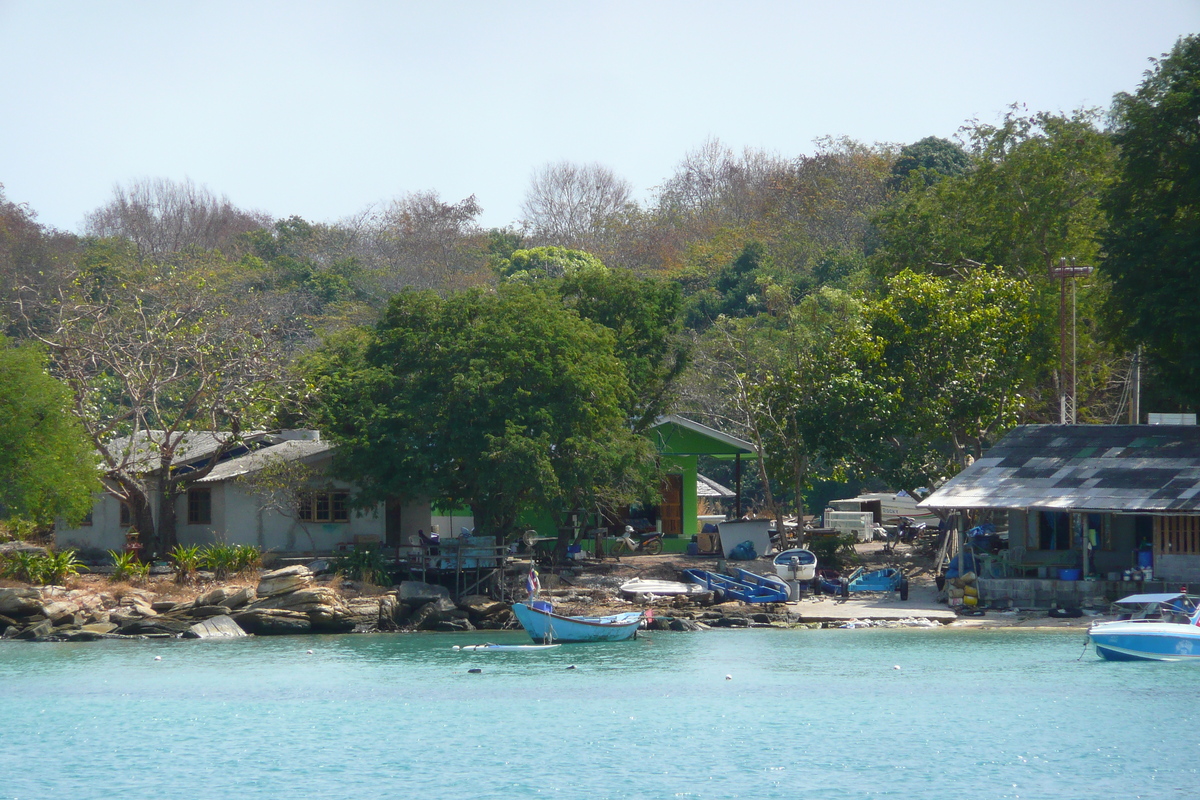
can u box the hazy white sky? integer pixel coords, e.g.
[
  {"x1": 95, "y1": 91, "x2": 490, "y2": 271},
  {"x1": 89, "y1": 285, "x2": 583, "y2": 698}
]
[{"x1": 1, "y1": 1, "x2": 1197, "y2": 233}]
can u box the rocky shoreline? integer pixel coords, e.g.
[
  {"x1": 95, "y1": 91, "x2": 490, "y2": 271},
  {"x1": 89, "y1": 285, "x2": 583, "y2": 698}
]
[
  {"x1": 0, "y1": 562, "x2": 934, "y2": 643},
  {"x1": 0, "y1": 554, "x2": 1092, "y2": 643}
]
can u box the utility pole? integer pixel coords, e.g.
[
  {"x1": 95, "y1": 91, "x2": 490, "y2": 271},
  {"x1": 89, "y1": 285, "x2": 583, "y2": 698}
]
[
  {"x1": 1129, "y1": 346, "x2": 1142, "y2": 424},
  {"x1": 1051, "y1": 257, "x2": 1093, "y2": 424}
]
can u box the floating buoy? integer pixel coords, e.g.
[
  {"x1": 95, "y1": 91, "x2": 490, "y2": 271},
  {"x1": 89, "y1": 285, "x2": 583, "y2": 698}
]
[
  {"x1": 154, "y1": 656, "x2": 162, "y2": 661},
  {"x1": 725, "y1": 674, "x2": 732, "y2": 680},
  {"x1": 468, "y1": 668, "x2": 482, "y2": 674},
  {"x1": 893, "y1": 665, "x2": 901, "y2": 670},
  {"x1": 306, "y1": 649, "x2": 314, "y2": 654}
]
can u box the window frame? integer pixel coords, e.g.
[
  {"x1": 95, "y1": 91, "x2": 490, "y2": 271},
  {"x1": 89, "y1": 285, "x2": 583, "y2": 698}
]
[
  {"x1": 187, "y1": 487, "x2": 212, "y2": 525},
  {"x1": 298, "y1": 490, "x2": 351, "y2": 523}
]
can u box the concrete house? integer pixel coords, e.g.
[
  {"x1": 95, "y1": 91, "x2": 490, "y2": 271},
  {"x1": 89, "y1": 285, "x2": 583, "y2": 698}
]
[
  {"x1": 921, "y1": 424, "x2": 1200, "y2": 605},
  {"x1": 56, "y1": 430, "x2": 433, "y2": 557}
]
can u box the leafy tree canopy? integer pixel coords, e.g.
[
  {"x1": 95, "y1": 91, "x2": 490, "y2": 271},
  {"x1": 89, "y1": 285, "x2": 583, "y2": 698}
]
[
  {"x1": 492, "y1": 245, "x2": 606, "y2": 282},
  {"x1": 872, "y1": 109, "x2": 1116, "y2": 279},
  {"x1": 0, "y1": 337, "x2": 99, "y2": 526},
  {"x1": 311, "y1": 285, "x2": 658, "y2": 538},
  {"x1": 1101, "y1": 34, "x2": 1200, "y2": 407},
  {"x1": 888, "y1": 136, "x2": 973, "y2": 190}
]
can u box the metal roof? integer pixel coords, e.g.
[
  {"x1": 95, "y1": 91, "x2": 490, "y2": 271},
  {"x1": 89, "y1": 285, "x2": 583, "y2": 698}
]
[
  {"x1": 195, "y1": 439, "x2": 334, "y2": 483},
  {"x1": 103, "y1": 430, "x2": 267, "y2": 473},
  {"x1": 650, "y1": 414, "x2": 757, "y2": 458},
  {"x1": 696, "y1": 473, "x2": 736, "y2": 498},
  {"x1": 921, "y1": 425, "x2": 1200, "y2": 512}
]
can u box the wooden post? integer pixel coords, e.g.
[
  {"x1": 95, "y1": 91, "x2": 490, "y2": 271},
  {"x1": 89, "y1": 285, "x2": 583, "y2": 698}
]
[{"x1": 735, "y1": 454, "x2": 742, "y2": 519}]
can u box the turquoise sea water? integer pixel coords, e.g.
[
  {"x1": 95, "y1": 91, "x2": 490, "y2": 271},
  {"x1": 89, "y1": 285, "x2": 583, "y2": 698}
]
[{"x1": 0, "y1": 627, "x2": 1196, "y2": 800}]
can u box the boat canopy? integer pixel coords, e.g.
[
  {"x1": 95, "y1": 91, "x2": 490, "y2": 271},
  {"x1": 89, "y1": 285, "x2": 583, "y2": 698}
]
[{"x1": 1113, "y1": 593, "x2": 1190, "y2": 605}]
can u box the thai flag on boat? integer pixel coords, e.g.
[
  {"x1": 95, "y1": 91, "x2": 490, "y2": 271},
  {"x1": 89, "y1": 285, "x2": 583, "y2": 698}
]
[{"x1": 526, "y1": 566, "x2": 540, "y2": 599}]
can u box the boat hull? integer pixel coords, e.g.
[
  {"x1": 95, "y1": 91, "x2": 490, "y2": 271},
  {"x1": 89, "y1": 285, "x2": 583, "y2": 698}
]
[
  {"x1": 771, "y1": 548, "x2": 817, "y2": 581},
  {"x1": 1089, "y1": 621, "x2": 1200, "y2": 661},
  {"x1": 619, "y1": 578, "x2": 706, "y2": 596},
  {"x1": 511, "y1": 603, "x2": 642, "y2": 644}
]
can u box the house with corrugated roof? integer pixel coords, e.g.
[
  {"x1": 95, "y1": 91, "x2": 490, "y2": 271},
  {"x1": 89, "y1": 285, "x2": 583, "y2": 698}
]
[
  {"x1": 921, "y1": 424, "x2": 1200, "y2": 606},
  {"x1": 56, "y1": 429, "x2": 432, "y2": 557}
]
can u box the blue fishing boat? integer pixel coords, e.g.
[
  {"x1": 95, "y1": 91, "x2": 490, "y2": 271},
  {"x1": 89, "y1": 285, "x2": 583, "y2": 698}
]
[
  {"x1": 511, "y1": 603, "x2": 643, "y2": 644},
  {"x1": 1089, "y1": 593, "x2": 1200, "y2": 661},
  {"x1": 681, "y1": 568, "x2": 789, "y2": 603},
  {"x1": 847, "y1": 566, "x2": 903, "y2": 592}
]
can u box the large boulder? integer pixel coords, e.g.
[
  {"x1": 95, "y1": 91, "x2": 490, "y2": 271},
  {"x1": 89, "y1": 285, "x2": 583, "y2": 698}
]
[
  {"x1": 184, "y1": 615, "x2": 248, "y2": 639},
  {"x1": 395, "y1": 581, "x2": 451, "y2": 604},
  {"x1": 195, "y1": 586, "x2": 257, "y2": 608},
  {"x1": 0, "y1": 588, "x2": 42, "y2": 617},
  {"x1": 378, "y1": 595, "x2": 408, "y2": 628},
  {"x1": 249, "y1": 586, "x2": 344, "y2": 613},
  {"x1": 15, "y1": 619, "x2": 53, "y2": 640},
  {"x1": 115, "y1": 616, "x2": 192, "y2": 636},
  {"x1": 39, "y1": 600, "x2": 81, "y2": 624},
  {"x1": 257, "y1": 566, "x2": 313, "y2": 597},
  {"x1": 188, "y1": 605, "x2": 237, "y2": 619},
  {"x1": 409, "y1": 598, "x2": 461, "y2": 631},
  {"x1": 233, "y1": 608, "x2": 312, "y2": 635},
  {"x1": 432, "y1": 619, "x2": 476, "y2": 632}
]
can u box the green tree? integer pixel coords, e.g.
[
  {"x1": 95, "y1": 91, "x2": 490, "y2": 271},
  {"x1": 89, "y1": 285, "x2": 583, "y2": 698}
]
[
  {"x1": 492, "y1": 245, "x2": 606, "y2": 282},
  {"x1": 14, "y1": 246, "x2": 292, "y2": 553},
  {"x1": 863, "y1": 269, "x2": 1047, "y2": 494},
  {"x1": 0, "y1": 337, "x2": 99, "y2": 526},
  {"x1": 1101, "y1": 35, "x2": 1200, "y2": 407},
  {"x1": 312, "y1": 285, "x2": 658, "y2": 543},
  {"x1": 887, "y1": 136, "x2": 972, "y2": 190},
  {"x1": 557, "y1": 264, "x2": 688, "y2": 431},
  {"x1": 873, "y1": 109, "x2": 1116, "y2": 278}
]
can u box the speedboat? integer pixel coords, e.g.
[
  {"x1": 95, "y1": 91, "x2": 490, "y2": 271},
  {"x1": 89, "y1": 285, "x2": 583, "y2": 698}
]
[{"x1": 1088, "y1": 593, "x2": 1200, "y2": 661}]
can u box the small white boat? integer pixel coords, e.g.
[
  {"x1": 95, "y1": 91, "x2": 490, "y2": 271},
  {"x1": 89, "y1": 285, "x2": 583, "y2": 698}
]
[
  {"x1": 454, "y1": 643, "x2": 562, "y2": 652},
  {"x1": 772, "y1": 548, "x2": 817, "y2": 581},
  {"x1": 619, "y1": 578, "x2": 707, "y2": 597}
]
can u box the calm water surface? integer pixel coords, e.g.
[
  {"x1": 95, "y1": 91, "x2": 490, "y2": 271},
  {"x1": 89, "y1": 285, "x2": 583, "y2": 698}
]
[{"x1": 1, "y1": 627, "x2": 1195, "y2": 800}]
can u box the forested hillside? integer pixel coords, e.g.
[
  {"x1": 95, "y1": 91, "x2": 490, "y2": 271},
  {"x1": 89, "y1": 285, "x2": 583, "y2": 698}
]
[{"x1": 2, "y1": 35, "x2": 1197, "y2": 539}]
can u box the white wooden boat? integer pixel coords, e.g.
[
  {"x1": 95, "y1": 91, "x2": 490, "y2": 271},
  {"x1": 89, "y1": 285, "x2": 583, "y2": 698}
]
[
  {"x1": 453, "y1": 643, "x2": 562, "y2": 652},
  {"x1": 619, "y1": 578, "x2": 707, "y2": 597}
]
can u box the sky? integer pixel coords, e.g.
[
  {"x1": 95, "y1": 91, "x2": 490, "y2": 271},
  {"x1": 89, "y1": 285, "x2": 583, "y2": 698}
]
[{"x1": 1, "y1": 1, "x2": 1197, "y2": 233}]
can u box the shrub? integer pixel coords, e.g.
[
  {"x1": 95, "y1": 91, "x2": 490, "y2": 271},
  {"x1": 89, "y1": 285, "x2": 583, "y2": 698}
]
[
  {"x1": 0, "y1": 549, "x2": 87, "y2": 585},
  {"x1": 232, "y1": 544, "x2": 262, "y2": 576},
  {"x1": 108, "y1": 549, "x2": 150, "y2": 583},
  {"x1": 200, "y1": 544, "x2": 239, "y2": 581},
  {"x1": 807, "y1": 533, "x2": 861, "y2": 570},
  {"x1": 333, "y1": 545, "x2": 390, "y2": 586},
  {"x1": 169, "y1": 544, "x2": 203, "y2": 584},
  {"x1": 0, "y1": 551, "x2": 45, "y2": 583}
]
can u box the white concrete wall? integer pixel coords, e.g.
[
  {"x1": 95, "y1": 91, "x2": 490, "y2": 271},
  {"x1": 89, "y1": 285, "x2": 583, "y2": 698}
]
[
  {"x1": 56, "y1": 492, "x2": 128, "y2": 554},
  {"x1": 57, "y1": 473, "x2": 431, "y2": 558},
  {"x1": 175, "y1": 478, "x2": 388, "y2": 554}
]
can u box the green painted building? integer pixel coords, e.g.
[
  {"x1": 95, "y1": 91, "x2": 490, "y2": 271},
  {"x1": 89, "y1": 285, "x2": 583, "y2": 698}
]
[{"x1": 648, "y1": 415, "x2": 757, "y2": 541}]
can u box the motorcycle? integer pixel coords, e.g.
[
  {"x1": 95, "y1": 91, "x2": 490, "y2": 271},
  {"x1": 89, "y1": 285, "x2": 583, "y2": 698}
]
[
  {"x1": 897, "y1": 516, "x2": 928, "y2": 544},
  {"x1": 612, "y1": 525, "x2": 664, "y2": 556}
]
